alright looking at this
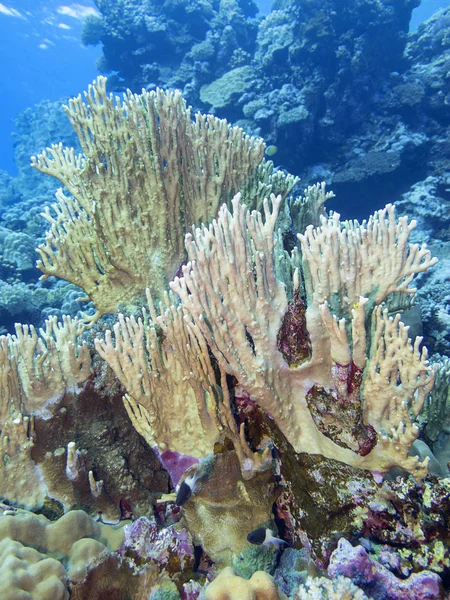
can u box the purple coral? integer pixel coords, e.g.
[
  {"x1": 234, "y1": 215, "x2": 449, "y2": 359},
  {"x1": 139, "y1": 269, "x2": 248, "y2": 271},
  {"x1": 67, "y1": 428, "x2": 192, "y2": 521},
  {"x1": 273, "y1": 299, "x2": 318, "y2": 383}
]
[
  {"x1": 328, "y1": 538, "x2": 444, "y2": 600},
  {"x1": 181, "y1": 580, "x2": 203, "y2": 599},
  {"x1": 155, "y1": 447, "x2": 199, "y2": 487},
  {"x1": 277, "y1": 289, "x2": 311, "y2": 367},
  {"x1": 121, "y1": 516, "x2": 195, "y2": 571},
  {"x1": 306, "y1": 362, "x2": 377, "y2": 456}
]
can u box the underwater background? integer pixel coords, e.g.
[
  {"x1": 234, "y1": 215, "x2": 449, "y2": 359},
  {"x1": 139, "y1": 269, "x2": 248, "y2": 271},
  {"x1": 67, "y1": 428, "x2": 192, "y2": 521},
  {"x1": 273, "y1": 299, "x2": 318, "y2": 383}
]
[
  {"x1": 0, "y1": 0, "x2": 449, "y2": 175},
  {"x1": 1, "y1": 0, "x2": 450, "y2": 599}
]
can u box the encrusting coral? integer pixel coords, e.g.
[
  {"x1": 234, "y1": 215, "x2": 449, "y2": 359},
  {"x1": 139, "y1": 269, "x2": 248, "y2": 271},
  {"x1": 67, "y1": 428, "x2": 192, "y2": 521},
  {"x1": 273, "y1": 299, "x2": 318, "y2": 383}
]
[
  {"x1": 0, "y1": 508, "x2": 124, "y2": 600},
  {"x1": 294, "y1": 575, "x2": 369, "y2": 599}
]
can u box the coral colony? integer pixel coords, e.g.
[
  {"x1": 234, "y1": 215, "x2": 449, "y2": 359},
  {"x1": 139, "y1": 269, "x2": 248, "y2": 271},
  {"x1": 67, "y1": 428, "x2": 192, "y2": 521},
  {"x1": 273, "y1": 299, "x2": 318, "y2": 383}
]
[{"x1": 0, "y1": 75, "x2": 449, "y2": 599}]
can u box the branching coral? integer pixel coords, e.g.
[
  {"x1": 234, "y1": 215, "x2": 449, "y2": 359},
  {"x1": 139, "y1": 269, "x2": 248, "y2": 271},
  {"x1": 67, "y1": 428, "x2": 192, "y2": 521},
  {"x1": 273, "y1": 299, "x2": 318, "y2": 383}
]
[
  {"x1": 290, "y1": 181, "x2": 334, "y2": 233},
  {"x1": 425, "y1": 357, "x2": 450, "y2": 442},
  {"x1": 1, "y1": 68, "x2": 447, "y2": 599},
  {"x1": 0, "y1": 414, "x2": 43, "y2": 508},
  {"x1": 95, "y1": 289, "x2": 272, "y2": 481},
  {"x1": 363, "y1": 307, "x2": 434, "y2": 431},
  {"x1": 0, "y1": 315, "x2": 91, "y2": 507},
  {"x1": 2, "y1": 316, "x2": 90, "y2": 418},
  {"x1": 167, "y1": 193, "x2": 435, "y2": 477},
  {"x1": 27, "y1": 77, "x2": 441, "y2": 499},
  {"x1": 32, "y1": 76, "x2": 294, "y2": 322},
  {"x1": 298, "y1": 204, "x2": 436, "y2": 312},
  {"x1": 97, "y1": 189, "x2": 437, "y2": 480},
  {"x1": 10, "y1": 316, "x2": 90, "y2": 415},
  {"x1": 95, "y1": 298, "x2": 222, "y2": 462}
]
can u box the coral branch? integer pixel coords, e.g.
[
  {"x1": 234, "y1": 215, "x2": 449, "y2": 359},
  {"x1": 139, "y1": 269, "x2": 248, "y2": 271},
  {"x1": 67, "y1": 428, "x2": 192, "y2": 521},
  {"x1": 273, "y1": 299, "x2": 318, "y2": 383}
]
[{"x1": 31, "y1": 77, "x2": 290, "y2": 321}]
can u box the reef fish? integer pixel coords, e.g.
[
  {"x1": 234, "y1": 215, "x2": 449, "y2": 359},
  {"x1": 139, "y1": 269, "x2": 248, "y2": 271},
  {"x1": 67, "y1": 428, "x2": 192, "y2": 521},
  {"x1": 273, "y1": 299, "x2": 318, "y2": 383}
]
[
  {"x1": 175, "y1": 470, "x2": 200, "y2": 506},
  {"x1": 247, "y1": 527, "x2": 288, "y2": 547}
]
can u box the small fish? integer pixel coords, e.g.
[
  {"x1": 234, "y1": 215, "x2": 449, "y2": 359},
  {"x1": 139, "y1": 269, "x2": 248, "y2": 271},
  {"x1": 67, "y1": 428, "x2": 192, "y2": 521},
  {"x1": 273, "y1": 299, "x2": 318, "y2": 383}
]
[
  {"x1": 175, "y1": 470, "x2": 200, "y2": 506},
  {"x1": 247, "y1": 527, "x2": 288, "y2": 547},
  {"x1": 265, "y1": 145, "x2": 278, "y2": 157}
]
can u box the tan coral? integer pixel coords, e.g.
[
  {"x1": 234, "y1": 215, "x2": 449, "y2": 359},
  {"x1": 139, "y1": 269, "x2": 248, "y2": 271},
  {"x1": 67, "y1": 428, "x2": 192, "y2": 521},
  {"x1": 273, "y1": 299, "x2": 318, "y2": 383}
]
[
  {"x1": 291, "y1": 181, "x2": 335, "y2": 233},
  {"x1": 95, "y1": 290, "x2": 272, "y2": 477},
  {"x1": 0, "y1": 538, "x2": 68, "y2": 600},
  {"x1": 298, "y1": 204, "x2": 437, "y2": 310},
  {"x1": 0, "y1": 335, "x2": 21, "y2": 422},
  {"x1": 0, "y1": 316, "x2": 91, "y2": 508},
  {"x1": 0, "y1": 509, "x2": 124, "y2": 599},
  {"x1": 181, "y1": 451, "x2": 276, "y2": 566},
  {"x1": 95, "y1": 302, "x2": 220, "y2": 458},
  {"x1": 97, "y1": 187, "x2": 437, "y2": 478},
  {"x1": 9, "y1": 316, "x2": 90, "y2": 415},
  {"x1": 204, "y1": 567, "x2": 286, "y2": 600},
  {"x1": 363, "y1": 306, "x2": 434, "y2": 431},
  {"x1": 425, "y1": 357, "x2": 450, "y2": 442},
  {"x1": 0, "y1": 315, "x2": 90, "y2": 421},
  {"x1": 168, "y1": 193, "x2": 437, "y2": 478},
  {"x1": 31, "y1": 76, "x2": 287, "y2": 321},
  {"x1": 0, "y1": 414, "x2": 44, "y2": 509}
]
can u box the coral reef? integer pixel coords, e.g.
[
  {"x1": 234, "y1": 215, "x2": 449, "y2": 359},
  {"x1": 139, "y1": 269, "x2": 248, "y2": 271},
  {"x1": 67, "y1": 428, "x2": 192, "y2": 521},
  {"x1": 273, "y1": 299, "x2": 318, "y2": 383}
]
[
  {"x1": 1, "y1": 17, "x2": 450, "y2": 596},
  {"x1": 0, "y1": 100, "x2": 83, "y2": 333},
  {"x1": 295, "y1": 576, "x2": 369, "y2": 600},
  {"x1": 328, "y1": 538, "x2": 443, "y2": 599},
  {"x1": 3, "y1": 2, "x2": 450, "y2": 355},
  {"x1": 31, "y1": 76, "x2": 294, "y2": 321},
  {"x1": 81, "y1": 0, "x2": 258, "y2": 94},
  {"x1": 77, "y1": 0, "x2": 450, "y2": 364}
]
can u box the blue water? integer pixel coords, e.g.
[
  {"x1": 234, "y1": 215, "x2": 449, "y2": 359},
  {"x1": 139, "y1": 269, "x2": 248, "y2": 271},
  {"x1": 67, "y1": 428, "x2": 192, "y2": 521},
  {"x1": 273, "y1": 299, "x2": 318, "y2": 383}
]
[
  {"x1": 0, "y1": 0, "x2": 448, "y2": 175},
  {"x1": 0, "y1": 0, "x2": 99, "y2": 174},
  {"x1": 410, "y1": 0, "x2": 450, "y2": 30}
]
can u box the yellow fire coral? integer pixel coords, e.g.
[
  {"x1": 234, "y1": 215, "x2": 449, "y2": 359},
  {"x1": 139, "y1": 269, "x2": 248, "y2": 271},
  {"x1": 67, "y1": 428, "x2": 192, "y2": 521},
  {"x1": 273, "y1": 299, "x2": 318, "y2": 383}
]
[
  {"x1": 98, "y1": 190, "x2": 437, "y2": 479},
  {"x1": 165, "y1": 194, "x2": 437, "y2": 476},
  {"x1": 95, "y1": 290, "x2": 272, "y2": 478},
  {"x1": 29, "y1": 78, "x2": 438, "y2": 481},
  {"x1": 32, "y1": 77, "x2": 293, "y2": 322},
  {"x1": 0, "y1": 316, "x2": 91, "y2": 508}
]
